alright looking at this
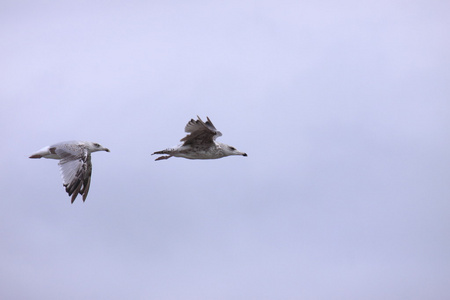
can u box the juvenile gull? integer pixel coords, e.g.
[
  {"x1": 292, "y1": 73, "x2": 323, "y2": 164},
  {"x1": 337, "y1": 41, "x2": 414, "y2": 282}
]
[
  {"x1": 152, "y1": 116, "x2": 247, "y2": 161},
  {"x1": 29, "y1": 141, "x2": 110, "y2": 203}
]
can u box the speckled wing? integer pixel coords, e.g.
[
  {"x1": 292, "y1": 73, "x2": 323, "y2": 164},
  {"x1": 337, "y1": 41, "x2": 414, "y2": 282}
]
[
  {"x1": 181, "y1": 116, "x2": 222, "y2": 146},
  {"x1": 55, "y1": 146, "x2": 92, "y2": 203}
]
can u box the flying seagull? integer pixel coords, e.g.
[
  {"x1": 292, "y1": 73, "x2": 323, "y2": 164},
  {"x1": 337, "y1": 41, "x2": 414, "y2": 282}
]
[
  {"x1": 29, "y1": 141, "x2": 110, "y2": 203},
  {"x1": 152, "y1": 116, "x2": 247, "y2": 161}
]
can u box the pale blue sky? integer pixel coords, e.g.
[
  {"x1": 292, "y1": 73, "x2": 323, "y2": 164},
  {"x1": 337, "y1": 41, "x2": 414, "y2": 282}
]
[{"x1": 1, "y1": 1, "x2": 450, "y2": 299}]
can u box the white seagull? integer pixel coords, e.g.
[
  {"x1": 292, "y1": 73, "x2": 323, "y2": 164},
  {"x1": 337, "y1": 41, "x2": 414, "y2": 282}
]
[
  {"x1": 152, "y1": 116, "x2": 247, "y2": 161},
  {"x1": 29, "y1": 141, "x2": 110, "y2": 203}
]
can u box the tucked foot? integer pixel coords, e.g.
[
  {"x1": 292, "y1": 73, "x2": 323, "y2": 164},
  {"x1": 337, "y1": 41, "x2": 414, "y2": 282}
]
[{"x1": 155, "y1": 155, "x2": 172, "y2": 161}]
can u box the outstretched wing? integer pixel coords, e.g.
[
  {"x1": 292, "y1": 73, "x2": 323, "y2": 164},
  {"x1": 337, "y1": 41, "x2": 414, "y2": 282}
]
[
  {"x1": 56, "y1": 146, "x2": 92, "y2": 203},
  {"x1": 181, "y1": 116, "x2": 222, "y2": 146}
]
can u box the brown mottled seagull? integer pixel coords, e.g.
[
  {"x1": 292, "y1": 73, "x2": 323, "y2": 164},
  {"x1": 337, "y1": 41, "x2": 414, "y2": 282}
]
[
  {"x1": 152, "y1": 116, "x2": 247, "y2": 161},
  {"x1": 29, "y1": 141, "x2": 110, "y2": 203}
]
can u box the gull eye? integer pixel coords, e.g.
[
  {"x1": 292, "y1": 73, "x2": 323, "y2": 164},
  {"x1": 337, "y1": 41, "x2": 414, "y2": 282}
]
[
  {"x1": 229, "y1": 146, "x2": 236, "y2": 151},
  {"x1": 93, "y1": 143, "x2": 100, "y2": 147}
]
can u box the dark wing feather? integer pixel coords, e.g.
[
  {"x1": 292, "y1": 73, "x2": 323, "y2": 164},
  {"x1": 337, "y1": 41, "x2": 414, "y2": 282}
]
[
  {"x1": 56, "y1": 147, "x2": 93, "y2": 203},
  {"x1": 181, "y1": 116, "x2": 222, "y2": 146}
]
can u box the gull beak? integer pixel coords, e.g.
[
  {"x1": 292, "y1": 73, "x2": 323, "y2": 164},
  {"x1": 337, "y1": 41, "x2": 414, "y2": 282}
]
[
  {"x1": 243, "y1": 153, "x2": 247, "y2": 157},
  {"x1": 104, "y1": 148, "x2": 110, "y2": 152}
]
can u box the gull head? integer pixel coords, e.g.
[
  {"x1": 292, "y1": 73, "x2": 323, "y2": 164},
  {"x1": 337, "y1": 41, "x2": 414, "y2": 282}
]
[
  {"x1": 88, "y1": 142, "x2": 110, "y2": 153},
  {"x1": 222, "y1": 144, "x2": 247, "y2": 157}
]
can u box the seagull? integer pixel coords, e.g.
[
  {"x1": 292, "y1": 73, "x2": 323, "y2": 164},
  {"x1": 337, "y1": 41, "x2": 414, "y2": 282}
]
[
  {"x1": 29, "y1": 141, "x2": 110, "y2": 203},
  {"x1": 152, "y1": 116, "x2": 247, "y2": 161}
]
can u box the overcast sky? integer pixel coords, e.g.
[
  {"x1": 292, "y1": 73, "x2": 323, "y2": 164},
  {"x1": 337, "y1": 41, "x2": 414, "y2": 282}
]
[{"x1": 1, "y1": 0, "x2": 450, "y2": 299}]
